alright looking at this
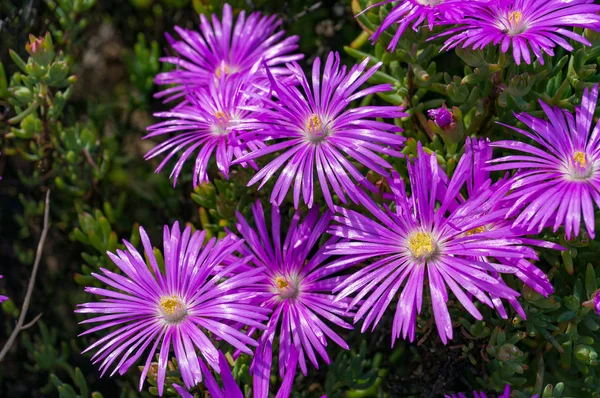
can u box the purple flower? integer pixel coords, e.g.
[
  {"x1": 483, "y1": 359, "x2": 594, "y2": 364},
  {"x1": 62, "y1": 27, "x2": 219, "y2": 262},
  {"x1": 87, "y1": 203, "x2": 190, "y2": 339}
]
[
  {"x1": 362, "y1": 0, "x2": 486, "y2": 51},
  {"x1": 428, "y1": 106, "x2": 454, "y2": 128},
  {"x1": 234, "y1": 201, "x2": 352, "y2": 397},
  {"x1": 235, "y1": 52, "x2": 407, "y2": 209},
  {"x1": 327, "y1": 144, "x2": 560, "y2": 344},
  {"x1": 487, "y1": 85, "x2": 600, "y2": 239},
  {"x1": 438, "y1": 0, "x2": 600, "y2": 65},
  {"x1": 155, "y1": 3, "x2": 302, "y2": 103},
  {"x1": 173, "y1": 351, "x2": 243, "y2": 398},
  {"x1": 145, "y1": 73, "x2": 265, "y2": 187},
  {"x1": 76, "y1": 222, "x2": 270, "y2": 396}
]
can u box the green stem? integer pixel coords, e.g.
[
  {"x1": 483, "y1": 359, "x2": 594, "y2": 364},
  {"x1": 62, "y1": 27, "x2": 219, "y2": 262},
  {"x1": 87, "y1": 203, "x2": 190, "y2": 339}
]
[
  {"x1": 8, "y1": 100, "x2": 39, "y2": 125},
  {"x1": 350, "y1": 31, "x2": 370, "y2": 49}
]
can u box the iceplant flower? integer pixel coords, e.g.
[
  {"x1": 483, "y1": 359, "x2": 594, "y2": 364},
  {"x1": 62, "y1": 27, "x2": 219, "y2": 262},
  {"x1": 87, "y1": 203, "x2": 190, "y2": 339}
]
[
  {"x1": 145, "y1": 72, "x2": 265, "y2": 187},
  {"x1": 437, "y1": 0, "x2": 600, "y2": 65},
  {"x1": 76, "y1": 222, "x2": 270, "y2": 396},
  {"x1": 327, "y1": 144, "x2": 561, "y2": 344},
  {"x1": 235, "y1": 51, "x2": 407, "y2": 209},
  {"x1": 361, "y1": 0, "x2": 486, "y2": 51},
  {"x1": 234, "y1": 201, "x2": 353, "y2": 397},
  {"x1": 488, "y1": 84, "x2": 600, "y2": 239},
  {"x1": 155, "y1": 3, "x2": 301, "y2": 102}
]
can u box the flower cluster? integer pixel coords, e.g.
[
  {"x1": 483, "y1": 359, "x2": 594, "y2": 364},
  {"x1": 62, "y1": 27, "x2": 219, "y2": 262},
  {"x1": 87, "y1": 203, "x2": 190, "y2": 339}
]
[
  {"x1": 367, "y1": 0, "x2": 600, "y2": 65},
  {"x1": 75, "y1": 2, "x2": 600, "y2": 397},
  {"x1": 147, "y1": 47, "x2": 405, "y2": 207}
]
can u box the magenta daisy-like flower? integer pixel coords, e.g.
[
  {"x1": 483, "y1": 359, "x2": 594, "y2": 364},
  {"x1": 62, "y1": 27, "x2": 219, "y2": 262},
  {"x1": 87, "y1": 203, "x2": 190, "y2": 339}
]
[
  {"x1": 76, "y1": 223, "x2": 270, "y2": 396},
  {"x1": 363, "y1": 0, "x2": 485, "y2": 50},
  {"x1": 173, "y1": 352, "x2": 243, "y2": 398},
  {"x1": 235, "y1": 51, "x2": 407, "y2": 209},
  {"x1": 327, "y1": 144, "x2": 560, "y2": 344},
  {"x1": 234, "y1": 201, "x2": 353, "y2": 397},
  {"x1": 488, "y1": 85, "x2": 600, "y2": 239},
  {"x1": 155, "y1": 3, "x2": 302, "y2": 103},
  {"x1": 438, "y1": 0, "x2": 600, "y2": 65},
  {"x1": 145, "y1": 73, "x2": 265, "y2": 187}
]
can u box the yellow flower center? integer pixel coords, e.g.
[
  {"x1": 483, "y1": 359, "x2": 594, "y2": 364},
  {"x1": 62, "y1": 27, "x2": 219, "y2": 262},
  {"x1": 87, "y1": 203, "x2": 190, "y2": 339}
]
[
  {"x1": 215, "y1": 64, "x2": 231, "y2": 78},
  {"x1": 505, "y1": 10, "x2": 528, "y2": 35},
  {"x1": 159, "y1": 296, "x2": 181, "y2": 315},
  {"x1": 573, "y1": 151, "x2": 587, "y2": 167},
  {"x1": 408, "y1": 232, "x2": 435, "y2": 259},
  {"x1": 158, "y1": 295, "x2": 187, "y2": 323},
  {"x1": 211, "y1": 110, "x2": 231, "y2": 135},
  {"x1": 465, "y1": 226, "x2": 486, "y2": 236},
  {"x1": 275, "y1": 276, "x2": 290, "y2": 290},
  {"x1": 273, "y1": 275, "x2": 300, "y2": 300},
  {"x1": 305, "y1": 114, "x2": 329, "y2": 142},
  {"x1": 508, "y1": 11, "x2": 523, "y2": 25},
  {"x1": 306, "y1": 114, "x2": 321, "y2": 131},
  {"x1": 214, "y1": 110, "x2": 228, "y2": 122}
]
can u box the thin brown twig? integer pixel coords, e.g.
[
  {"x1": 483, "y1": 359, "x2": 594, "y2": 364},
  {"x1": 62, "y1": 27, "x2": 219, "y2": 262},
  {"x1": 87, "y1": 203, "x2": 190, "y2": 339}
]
[
  {"x1": 21, "y1": 313, "x2": 44, "y2": 330},
  {"x1": 82, "y1": 148, "x2": 100, "y2": 173},
  {"x1": 0, "y1": 190, "x2": 51, "y2": 362}
]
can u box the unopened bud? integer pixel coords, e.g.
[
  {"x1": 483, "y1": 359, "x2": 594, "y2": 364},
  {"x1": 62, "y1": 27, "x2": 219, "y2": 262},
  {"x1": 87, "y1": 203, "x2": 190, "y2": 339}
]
[{"x1": 25, "y1": 33, "x2": 55, "y2": 66}]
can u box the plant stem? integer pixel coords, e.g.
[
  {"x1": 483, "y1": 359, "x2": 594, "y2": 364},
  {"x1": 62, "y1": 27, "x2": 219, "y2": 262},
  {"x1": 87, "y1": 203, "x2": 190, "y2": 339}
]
[{"x1": 0, "y1": 190, "x2": 51, "y2": 362}]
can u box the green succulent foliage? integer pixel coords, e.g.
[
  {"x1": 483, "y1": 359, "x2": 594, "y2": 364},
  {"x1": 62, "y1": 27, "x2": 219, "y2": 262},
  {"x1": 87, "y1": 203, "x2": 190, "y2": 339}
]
[
  {"x1": 22, "y1": 322, "x2": 73, "y2": 394},
  {"x1": 46, "y1": 0, "x2": 97, "y2": 50},
  {"x1": 126, "y1": 33, "x2": 161, "y2": 107},
  {"x1": 324, "y1": 340, "x2": 386, "y2": 398},
  {"x1": 7, "y1": 33, "x2": 75, "y2": 128},
  {"x1": 540, "y1": 383, "x2": 571, "y2": 398},
  {"x1": 51, "y1": 368, "x2": 104, "y2": 398}
]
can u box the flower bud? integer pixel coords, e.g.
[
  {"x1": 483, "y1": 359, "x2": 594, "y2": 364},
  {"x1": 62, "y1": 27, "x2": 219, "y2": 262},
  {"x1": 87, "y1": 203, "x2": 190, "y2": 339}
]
[
  {"x1": 575, "y1": 344, "x2": 598, "y2": 365},
  {"x1": 427, "y1": 107, "x2": 453, "y2": 129},
  {"x1": 497, "y1": 343, "x2": 521, "y2": 362},
  {"x1": 427, "y1": 106, "x2": 464, "y2": 152},
  {"x1": 25, "y1": 33, "x2": 55, "y2": 66}
]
